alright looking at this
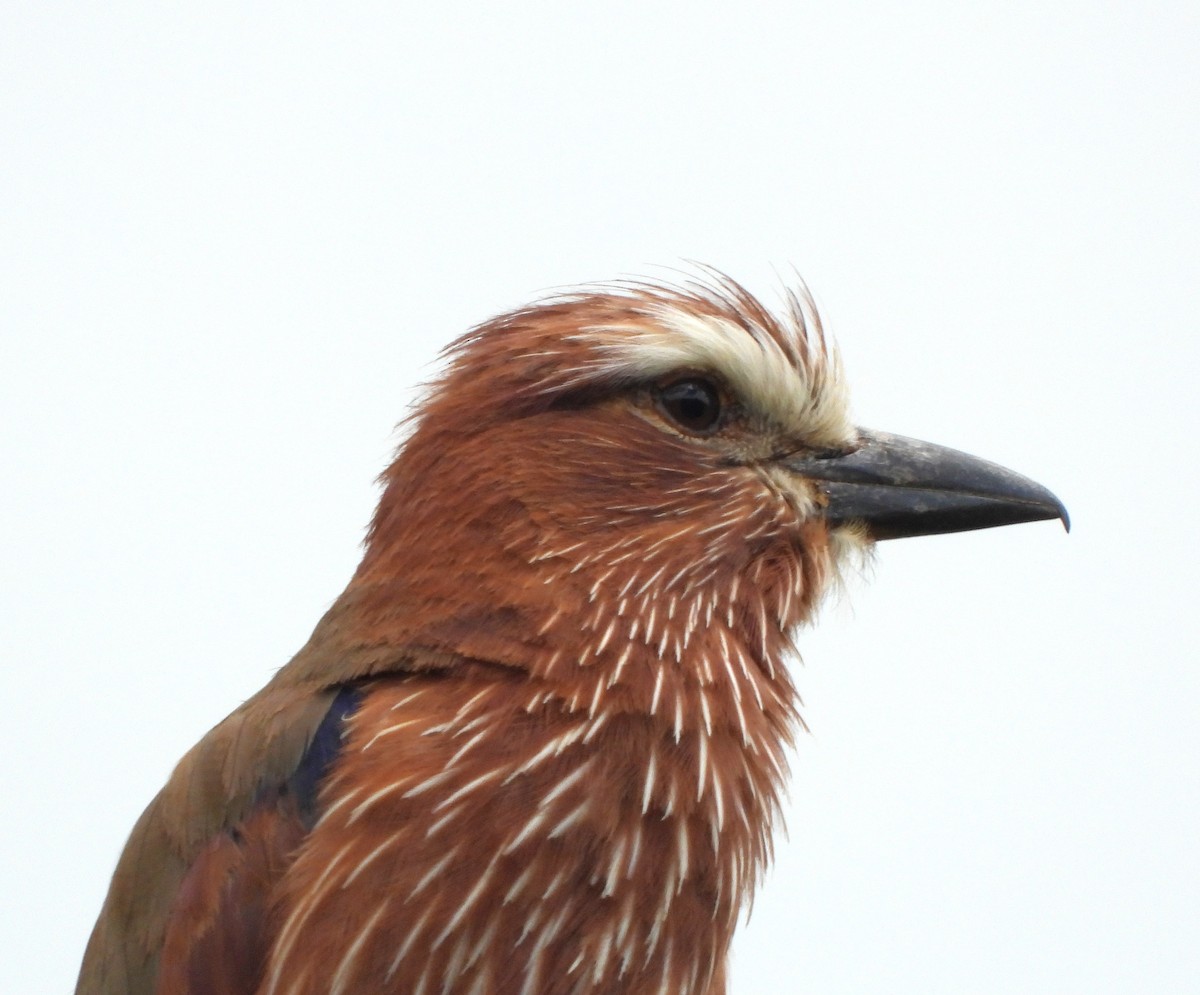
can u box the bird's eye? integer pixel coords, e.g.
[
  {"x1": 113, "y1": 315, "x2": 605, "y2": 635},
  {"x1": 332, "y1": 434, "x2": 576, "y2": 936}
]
[{"x1": 657, "y1": 378, "x2": 722, "y2": 433}]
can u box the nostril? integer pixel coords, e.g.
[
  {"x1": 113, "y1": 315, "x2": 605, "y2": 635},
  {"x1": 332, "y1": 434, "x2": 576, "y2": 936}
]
[
  {"x1": 774, "y1": 444, "x2": 853, "y2": 462},
  {"x1": 809, "y1": 444, "x2": 856, "y2": 461}
]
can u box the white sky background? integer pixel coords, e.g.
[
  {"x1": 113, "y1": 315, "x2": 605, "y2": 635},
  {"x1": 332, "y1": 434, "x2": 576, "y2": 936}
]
[{"x1": 3, "y1": 2, "x2": 1197, "y2": 992}]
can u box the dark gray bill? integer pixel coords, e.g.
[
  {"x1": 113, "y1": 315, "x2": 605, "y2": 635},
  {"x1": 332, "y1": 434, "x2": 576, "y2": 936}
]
[{"x1": 785, "y1": 429, "x2": 1070, "y2": 541}]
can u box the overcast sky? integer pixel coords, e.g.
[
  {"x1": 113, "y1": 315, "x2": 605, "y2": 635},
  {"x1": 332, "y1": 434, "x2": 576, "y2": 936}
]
[{"x1": 3, "y1": 3, "x2": 1197, "y2": 992}]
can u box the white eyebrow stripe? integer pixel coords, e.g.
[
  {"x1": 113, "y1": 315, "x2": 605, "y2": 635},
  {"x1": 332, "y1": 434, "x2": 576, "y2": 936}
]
[{"x1": 568, "y1": 305, "x2": 852, "y2": 447}]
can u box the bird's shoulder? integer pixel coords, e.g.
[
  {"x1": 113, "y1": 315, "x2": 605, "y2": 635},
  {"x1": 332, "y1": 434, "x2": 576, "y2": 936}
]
[
  {"x1": 76, "y1": 680, "x2": 348, "y2": 994},
  {"x1": 75, "y1": 636, "x2": 456, "y2": 994}
]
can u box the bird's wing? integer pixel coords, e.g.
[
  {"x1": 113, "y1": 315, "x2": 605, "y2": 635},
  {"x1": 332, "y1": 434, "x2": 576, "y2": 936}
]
[
  {"x1": 76, "y1": 587, "x2": 461, "y2": 995},
  {"x1": 75, "y1": 683, "x2": 351, "y2": 994}
]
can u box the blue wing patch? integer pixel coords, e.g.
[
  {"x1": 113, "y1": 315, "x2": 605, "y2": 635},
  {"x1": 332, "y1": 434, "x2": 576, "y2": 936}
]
[{"x1": 288, "y1": 685, "x2": 363, "y2": 827}]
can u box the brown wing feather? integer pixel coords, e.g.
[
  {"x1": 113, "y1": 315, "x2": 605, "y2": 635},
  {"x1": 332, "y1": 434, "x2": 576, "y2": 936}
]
[
  {"x1": 75, "y1": 687, "x2": 337, "y2": 994},
  {"x1": 76, "y1": 589, "x2": 458, "y2": 994},
  {"x1": 155, "y1": 798, "x2": 308, "y2": 995}
]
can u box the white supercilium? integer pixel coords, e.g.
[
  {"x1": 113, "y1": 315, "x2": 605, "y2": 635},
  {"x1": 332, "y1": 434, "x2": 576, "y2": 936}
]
[{"x1": 573, "y1": 296, "x2": 854, "y2": 449}]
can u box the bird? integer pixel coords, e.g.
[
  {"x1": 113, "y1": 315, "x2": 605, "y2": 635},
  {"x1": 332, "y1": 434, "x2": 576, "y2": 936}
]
[{"x1": 77, "y1": 273, "x2": 1068, "y2": 995}]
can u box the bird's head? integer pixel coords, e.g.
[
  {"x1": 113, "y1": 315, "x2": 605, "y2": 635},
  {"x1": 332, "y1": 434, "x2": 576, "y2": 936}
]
[{"x1": 329, "y1": 275, "x2": 1065, "y2": 696}]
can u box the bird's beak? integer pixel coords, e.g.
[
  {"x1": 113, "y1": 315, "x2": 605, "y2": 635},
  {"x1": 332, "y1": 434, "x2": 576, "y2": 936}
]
[{"x1": 786, "y1": 429, "x2": 1070, "y2": 541}]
